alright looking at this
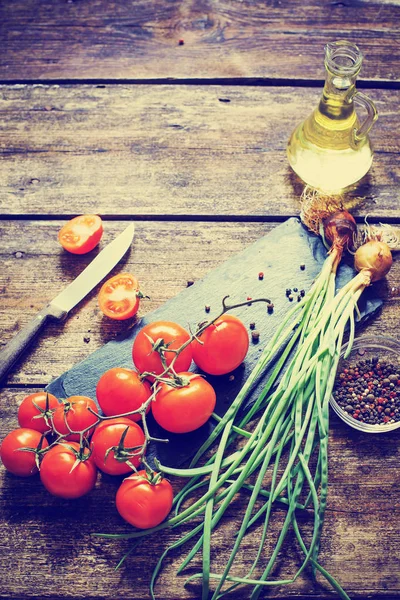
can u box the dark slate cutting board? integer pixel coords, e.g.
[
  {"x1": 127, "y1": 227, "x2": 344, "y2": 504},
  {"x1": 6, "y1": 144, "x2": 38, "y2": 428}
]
[{"x1": 46, "y1": 218, "x2": 382, "y2": 468}]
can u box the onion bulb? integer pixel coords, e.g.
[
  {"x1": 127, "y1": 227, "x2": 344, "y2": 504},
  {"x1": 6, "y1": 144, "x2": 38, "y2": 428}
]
[
  {"x1": 323, "y1": 210, "x2": 357, "y2": 249},
  {"x1": 354, "y1": 240, "x2": 393, "y2": 282}
]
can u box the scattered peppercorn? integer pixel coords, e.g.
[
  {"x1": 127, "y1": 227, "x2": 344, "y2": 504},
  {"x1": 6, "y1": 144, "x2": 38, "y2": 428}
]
[
  {"x1": 205, "y1": 305, "x2": 210, "y2": 313},
  {"x1": 293, "y1": 287, "x2": 298, "y2": 293},
  {"x1": 178, "y1": 39, "x2": 184, "y2": 45},
  {"x1": 267, "y1": 303, "x2": 274, "y2": 314},
  {"x1": 251, "y1": 331, "x2": 260, "y2": 343},
  {"x1": 297, "y1": 295, "x2": 301, "y2": 302},
  {"x1": 83, "y1": 335, "x2": 90, "y2": 344},
  {"x1": 300, "y1": 264, "x2": 305, "y2": 270},
  {"x1": 286, "y1": 289, "x2": 291, "y2": 297},
  {"x1": 258, "y1": 272, "x2": 264, "y2": 280},
  {"x1": 300, "y1": 289, "x2": 305, "y2": 297},
  {"x1": 249, "y1": 322, "x2": 256, "y2": 330},
  {"x1": 333, "y1": 356, "x2": 400, "y2": 426},
  {"x1": 187, "y1": 280, "x2": 194, "y2": 287}
]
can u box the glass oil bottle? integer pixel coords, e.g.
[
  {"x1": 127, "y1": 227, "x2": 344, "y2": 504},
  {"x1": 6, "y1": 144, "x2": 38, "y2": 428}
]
[{"x1": 287, "y1": 41, "x2": 378, "y2": 193}]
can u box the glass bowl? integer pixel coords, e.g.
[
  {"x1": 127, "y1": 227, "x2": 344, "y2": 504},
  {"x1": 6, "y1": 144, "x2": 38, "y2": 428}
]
[{"x1": 330, "y1": 335, "x2": 400, "y2": 433}]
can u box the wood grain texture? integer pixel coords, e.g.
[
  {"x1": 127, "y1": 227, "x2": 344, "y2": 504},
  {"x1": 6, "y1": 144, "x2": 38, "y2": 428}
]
[
  {"x1": 0, "y1": 0, "x2": 399, "y2": 82},
  {"x1": 1, "y1": 219, "x2": 399, "y2": 386},
  {"x1": 1, "y1": 386, "x2": 400, "y2": 599},
  {"x1": 1, "y1": 220, "x2": 400, "y2": 599},
  {"x1": 0, "y1": 85, "x2": 399, "y2": 218}
]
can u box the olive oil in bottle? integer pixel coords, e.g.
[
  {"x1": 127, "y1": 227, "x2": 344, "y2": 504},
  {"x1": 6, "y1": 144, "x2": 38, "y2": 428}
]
[{"x1": 287, "y1": 41, "x2": 378, "y2": 193}]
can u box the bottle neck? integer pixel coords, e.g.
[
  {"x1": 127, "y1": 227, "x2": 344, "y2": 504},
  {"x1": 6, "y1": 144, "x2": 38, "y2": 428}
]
[
  {"x1": 318, "y1": 68, "x2": 358, "y2": 119},
  {"x1": 323, "y1": 68, "x2": 357, "y2": 102},
  {"x1": 321, "y1": 41, "x2": 362, "y2": 113}
]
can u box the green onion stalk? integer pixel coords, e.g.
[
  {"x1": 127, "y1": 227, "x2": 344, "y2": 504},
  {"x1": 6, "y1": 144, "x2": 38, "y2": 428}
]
[
  {"x1": 173, "y1": 238, "x2": 392, "y2": 600},
  {"x1": 186, "y1": 238, "x2": 392, "y2": 600}
]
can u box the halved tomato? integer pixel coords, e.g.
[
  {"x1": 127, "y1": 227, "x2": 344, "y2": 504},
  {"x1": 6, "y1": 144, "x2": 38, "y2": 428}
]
[
  {"x1": 58, "y1": 214, "x2": 103, "y2": 255},
  {"x1": 98, "y1": 273, "x2": 142, "y2": 320}
]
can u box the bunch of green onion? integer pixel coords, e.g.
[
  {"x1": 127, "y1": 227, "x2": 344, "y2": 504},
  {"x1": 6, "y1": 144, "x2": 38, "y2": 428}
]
[{"x1": 98, "y1": 213, "x2": 393, "y2": 600}]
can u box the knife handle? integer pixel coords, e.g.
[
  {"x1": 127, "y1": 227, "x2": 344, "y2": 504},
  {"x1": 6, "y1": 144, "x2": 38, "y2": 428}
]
[{"x1": 0, "y1": 305, "x2": 67, "y2": 385}]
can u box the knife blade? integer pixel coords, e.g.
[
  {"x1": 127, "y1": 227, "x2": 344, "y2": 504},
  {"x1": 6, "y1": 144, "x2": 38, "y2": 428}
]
[
  {"x1": 51, "y1": 223, "x2": 135, "y2": 314},
  {"x1": 0, "y1": 223, "x2": 135, "y2": 384}
]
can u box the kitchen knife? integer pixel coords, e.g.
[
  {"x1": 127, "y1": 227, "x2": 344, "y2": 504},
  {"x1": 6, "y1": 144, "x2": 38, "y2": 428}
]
[{"x1": 0, "y1": 223, "x2": 135, "y2": 384}]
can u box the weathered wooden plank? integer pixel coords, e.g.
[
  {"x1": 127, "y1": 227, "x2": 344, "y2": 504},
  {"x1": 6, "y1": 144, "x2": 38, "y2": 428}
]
[
  {"x1": 1, "y1": 386, "x2": 400, "y2": 599},
  {"x1": 0, "y1": 85, "x2": 399, "y2": 218},
  {"x1": 0, "y1": 220, "x2": 399, "y2": 386},
  {"x1": 0, "y1": 0, "x2": 399, "y2": 82}
]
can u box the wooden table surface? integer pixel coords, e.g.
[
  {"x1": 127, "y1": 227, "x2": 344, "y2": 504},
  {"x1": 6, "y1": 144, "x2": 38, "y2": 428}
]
[{"x1": 1, "y1": 1, "x2": 399, "y2": 599}]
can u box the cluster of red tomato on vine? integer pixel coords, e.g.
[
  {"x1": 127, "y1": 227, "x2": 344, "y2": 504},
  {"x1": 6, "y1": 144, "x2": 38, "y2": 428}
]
[{"x1": 0, "y1": 309, "x2": 252, "y2": 530}]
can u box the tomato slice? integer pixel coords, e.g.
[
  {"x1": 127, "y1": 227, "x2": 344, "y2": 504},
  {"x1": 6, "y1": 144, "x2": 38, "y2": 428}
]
[
  {"x1": 58, "y1": 215, "x2": 103, "y2": 254},
  {"x1": 98, "y1": 273, "x2": 141, "y2": 320}
]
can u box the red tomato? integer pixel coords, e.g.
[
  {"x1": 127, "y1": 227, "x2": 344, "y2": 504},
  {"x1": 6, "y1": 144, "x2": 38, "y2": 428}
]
[
  {"x1": 116, "y1": 470, "x2": 173, "y2": 529},
  {"x1": 152, "y1": 372, "x2": 216, "y2": 433},
  {"x1": 18, "y1": 392, "x2": 60, "y2": 434},
  {"x1": 52, "y1": 396, "x2": 99, "y2": 441},
  {"x1": 96, "y1": 368, "x2": 152, "y2": 422},
  {"x1": 192, "y1": 314, "x2": 249, "y2": 375},
  {"x1": 40, "y1": 442, "x2": 97, "y2": 499},
  {"x1": 132, "y1": 321, "x2": 193, "y2": 377},
  {"x1": 98, "y1": 273, "x2": 142, "y2": 321},
  {"x1": 58, "y1": 214, "x2": 103, "y2": 255},
  {"x1": 91, "y1": 418, "x2": 145, "y2": 475},
  {"x1": 0, "y1": 428, "x2": 49, "y2": 477}
]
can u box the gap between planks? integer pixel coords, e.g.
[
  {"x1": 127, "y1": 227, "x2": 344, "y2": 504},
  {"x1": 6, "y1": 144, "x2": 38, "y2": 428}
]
[
  {"x1": 0, "y1": 77, "x2": 399, "y2": 90},
  {"x1": 1, "y1": 214, "x2": 400, "y2": 224}
]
